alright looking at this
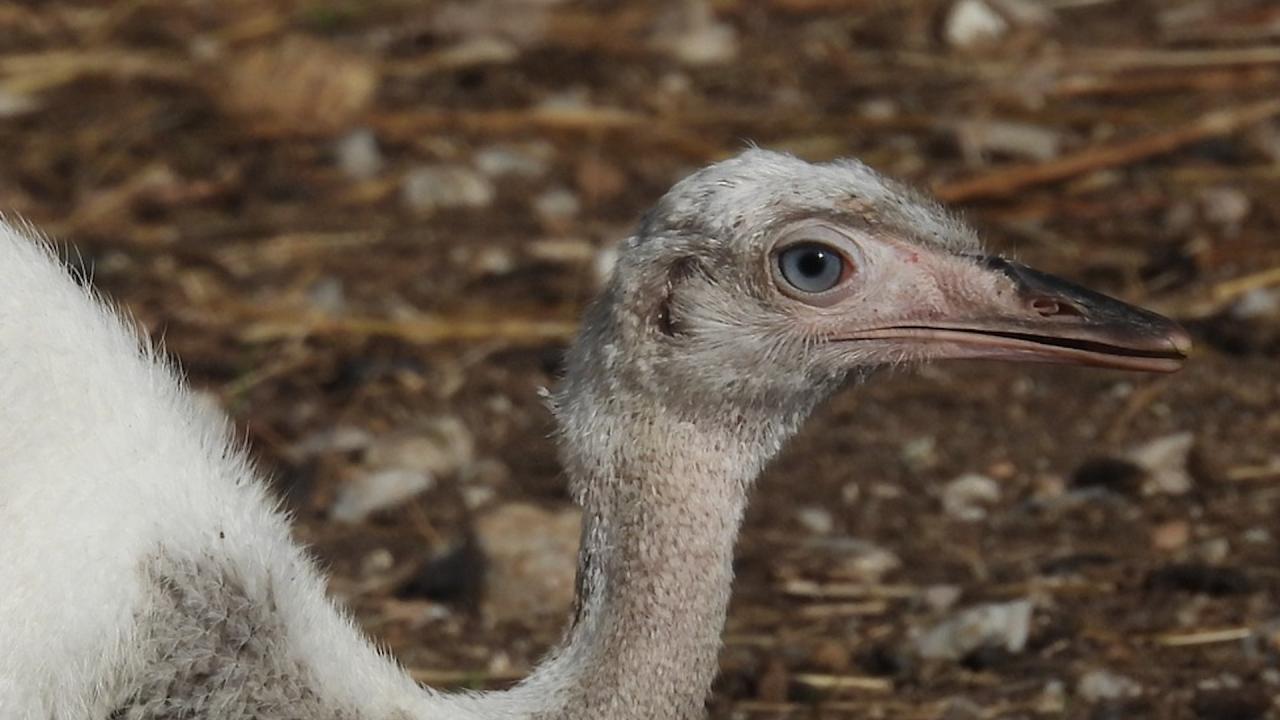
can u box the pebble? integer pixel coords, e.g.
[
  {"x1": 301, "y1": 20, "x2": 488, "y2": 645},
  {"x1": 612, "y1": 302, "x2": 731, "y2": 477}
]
[
  {"x1": 796, "y1": 506, "x2": 834, "y2": 535},
  {"x1": 401, "y1": 164, "x2": 495, "y2": 214},
  {"x1": 1127, "y1": 432, "x2": 1196, "y2": 496},
  {"x1": 335, "y1": 127, "x2": 383, "y2": 180},
  {"x1": 533, "y1": 186, "x2": 581, "y2": 227},
  {"x1": 944, "y1": 0, "x2": 1008, "y2": 48},
  {"x1": 0, "y1": 89, "x2": 38, "y2": 118},
  {"x1": 475, "y1": 502, "x2": 582, "y2": 621},
  {"x1": 1197, "y1": 186, "x2": 1251, "y2": 234},
  {"x1": 293, "y1": 425, "x2": 373, "y2": 457},
  {"x1": 955, "y1": 119, "x2": 1061, "y2": 163},
  {"x1": 1078, "y1": 669, "x2": 1142, "y2": 701},
  {"x1": 923, "y1": 584, "x2": 963, "y2": 613},
  {"x1": 473, "y1": 142, "x2": 554, "y2": 179},
  {"x1": 1231, "y1": 287, "x2": 1280, "y2": 320},
  {"x1": 915, "y1": 599, "x2": 1033, "y2": 661},
  {"x1": 832, "y1": 542, "x2": 901, "y2": 583},
  {"x1": 900, "y1": 436, "x2": 938, "y2": 472},
  {"x1": 1243, "y1": 526, "x2": 1273, "y2": 544},
  {"x1": 653, "y1": 0, "x2": 738, "y2": 66},
  {"x1": 1150, "y1": 520, "x2": 1190, "y2": 552},
  {"x1": 1036, "y1": 679, "x2": 1066, "y2": 713},
  {"x1": 307, "y1": 276, "x2": 347, "y2": 315},
  {"x1": 365, "y1": 418, "x2": 474, "y2": 477},
  {"x1": 331, "y1": 468, "x2": 434, "y2": 523},
  {"x1": 329, "y1": 419, "x2": 474, "y2": 523},
  {"x1": 942, "y1": 473, "x2": 1001, "y2": 521}
]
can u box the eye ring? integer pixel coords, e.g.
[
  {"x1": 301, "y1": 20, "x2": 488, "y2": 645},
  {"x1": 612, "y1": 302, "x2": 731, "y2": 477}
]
[
  {"x1": 769, "y1": 222, "x2": 864, "y2": 306},
  {"x1": 776, "y1": 242, "x2": 849, "y2": 294}
]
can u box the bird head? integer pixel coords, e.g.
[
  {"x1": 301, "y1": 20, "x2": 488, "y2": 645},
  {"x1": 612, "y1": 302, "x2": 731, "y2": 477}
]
[{"x1": 576, "y1": 149, "x2": 1189, "y2": 420}]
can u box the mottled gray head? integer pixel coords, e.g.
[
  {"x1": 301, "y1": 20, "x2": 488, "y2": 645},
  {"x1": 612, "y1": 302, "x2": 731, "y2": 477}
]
[{"x1": 565, "y1": 149, "x2": 1188, "y2": 424}]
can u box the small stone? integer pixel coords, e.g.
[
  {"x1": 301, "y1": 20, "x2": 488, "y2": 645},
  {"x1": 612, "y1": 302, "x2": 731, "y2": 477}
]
[
  {"x1": 533, "y1": 186, "x2": 581, "y2": 227},
  {"x1": 1231, "y1": 287, "x2": 1280, "y2": 320},
  {"x1": 1243, "y1": 527, "x2": 1273, "y2": 545},
  {"x1": 1193, "y1": 537, "x2": 1231, "y2": 564},
  {"x1": 473, "y1": 246, "x2": 517, "y2": 276},
  {"x1": 901, "y1": 436, "x2": 938, "y2": 472},
  {"x1": 476, "y1": 503, "x2": 582, "y2": 621},
  {"x1": 361, "y1": 548, "x2": 395, "y2": 576},
  {"x1": 1078, "y1": 669, "x2": 1142, "y2": 702},
  {"x1": 0, "y1": 89, "x2": 38, "y2": 119},
  {"x1": 331, "y1": 469, "x2": 434, "y2": 523},
  {"x1": 942, "y1": 473, "x2": 1001, "y2": 521},
  {"x1": 366, "y1": 418, "x2": 474, "y2": 477},
  {"x1": 335, "y1": 128, "x2": 383, "y2": 180},
  {"x1": 293, "y1": 425, "x2": 373, "y2": 457},
  {"x1": 1037, "y1": 680, "x2": 1067, "y2": 713},
  {"x1": 796, "y1": 506, "x2": 834, "y2": 535},
  {"x1": 955, "y1": 119, "x2": 1061, "y2": 163},
  {"x1": 944, "y1": 0, "x2": 1009, "y2": 48},
  {"x1": 1198, "y1": 186, "x2": 1251, "y2": 233},
  {"x1": 1127, "y1": 432, "x2": 1196, "y2": 496},
  {"x1": 859, "y1": 98, "x2": 898, "y2": 120},
  {"x1": 401, "y1": 164, "x2": 495, "y2": 214},
  {"x1": 1151, "y1": 520, "x2": 1190, "y2": 552},
  {"x1": 473, "y1": 142, "x2": 553, "y2": 179},
  {"x1": 832, "y1": 543, "x2": 901, "y2": 583},
  {"x1": 308, "y1": 276, "x2": 347, "y2": 315},
  {"x1": 653, "y1": 0, "x2": 738, "y2": 66},
  {"x1": 923, "y1": 584, "x2": 963, "y2": 612},
  {"x1": 915, "y1": 599, "x2": 1033, "y2": 661}
]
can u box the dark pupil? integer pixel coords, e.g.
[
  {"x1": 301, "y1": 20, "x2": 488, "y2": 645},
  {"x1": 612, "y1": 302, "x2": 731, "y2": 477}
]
[{"x1": 796, "y1": 250, "x2": 828, "y2": 278}]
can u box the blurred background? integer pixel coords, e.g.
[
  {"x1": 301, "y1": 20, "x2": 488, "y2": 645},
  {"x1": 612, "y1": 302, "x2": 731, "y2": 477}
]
[{"x1": 2, "y1": 0, "x2": 1279, "y2": 717}]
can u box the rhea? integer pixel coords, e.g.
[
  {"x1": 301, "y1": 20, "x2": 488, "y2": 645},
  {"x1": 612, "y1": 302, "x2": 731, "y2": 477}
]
[{"x1": 0, "y1": 150, "x2": 1187, "y2": 719}]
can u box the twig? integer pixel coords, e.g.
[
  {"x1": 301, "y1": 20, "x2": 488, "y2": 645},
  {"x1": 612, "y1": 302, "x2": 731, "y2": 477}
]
[
  {"x1": 1210, "y1": 265, "x2": 1280, "y2": 304},
  {"x1": 934, "y1": 99, "x2": 1280, "y2": 203},
  {"x1": 779, "y1": 579, "x2": 918, "y2": 600},
  {"x1": 1226, "y1": 463, "x2": 1280, "y2": 483},
  {"x1": 797, "y1": 601, "x2": 889, "y2": 619},
  {"x1": 0, "y1": 50, "x2": 189, "y2": 93},
  {"x1": 1075, "y1": 46, "x2": 1280, "y2": 71},
  {"x1": 792, "y1": 673, "x2": 894, "y2": 692},
  {"x1": 1155, "y1": 627, "x2": 1252, "y2": 647}
]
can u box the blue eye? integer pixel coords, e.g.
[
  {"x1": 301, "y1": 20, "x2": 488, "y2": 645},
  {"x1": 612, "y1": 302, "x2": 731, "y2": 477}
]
[{"x1": 778, "y1": 243, "x2": 846, "y2": 293}]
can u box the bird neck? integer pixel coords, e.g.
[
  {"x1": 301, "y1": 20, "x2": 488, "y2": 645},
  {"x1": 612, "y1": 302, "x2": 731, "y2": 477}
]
[{"x1": 512, "y1": 388, "x2": 804, "y2": 720}]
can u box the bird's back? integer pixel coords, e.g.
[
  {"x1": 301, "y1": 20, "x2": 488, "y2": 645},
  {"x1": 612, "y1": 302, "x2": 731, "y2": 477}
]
[{"x1": 0, "y1": 221, "x2": 432, "y2": 718}]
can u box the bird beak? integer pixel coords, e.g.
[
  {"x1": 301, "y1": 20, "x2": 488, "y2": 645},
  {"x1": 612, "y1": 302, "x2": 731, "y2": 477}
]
[{"x1": 845, "y1": 256, "x2": 1191, "y2": 373}]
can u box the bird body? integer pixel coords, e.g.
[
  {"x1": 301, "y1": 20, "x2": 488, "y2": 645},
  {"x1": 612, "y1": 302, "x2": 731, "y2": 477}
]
[{"x1": 0, "y1": 150, "x2": 1187, "y2": 719}]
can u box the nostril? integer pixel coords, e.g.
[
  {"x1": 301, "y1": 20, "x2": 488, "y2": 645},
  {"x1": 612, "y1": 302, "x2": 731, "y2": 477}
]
[{"x1": 1031, "y1": 297, "x2": 1083, "y2": 318}]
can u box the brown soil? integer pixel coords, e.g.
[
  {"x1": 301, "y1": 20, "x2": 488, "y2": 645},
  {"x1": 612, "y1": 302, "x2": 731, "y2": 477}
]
[{"x1": 2, "y1": 1, "x2": 1278, "y2": 718}]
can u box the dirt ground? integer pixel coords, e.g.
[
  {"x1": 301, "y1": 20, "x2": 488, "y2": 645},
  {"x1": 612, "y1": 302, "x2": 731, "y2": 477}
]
[{"x1": 2, "y1": 1, "x2": 1279, "y2": 718}]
